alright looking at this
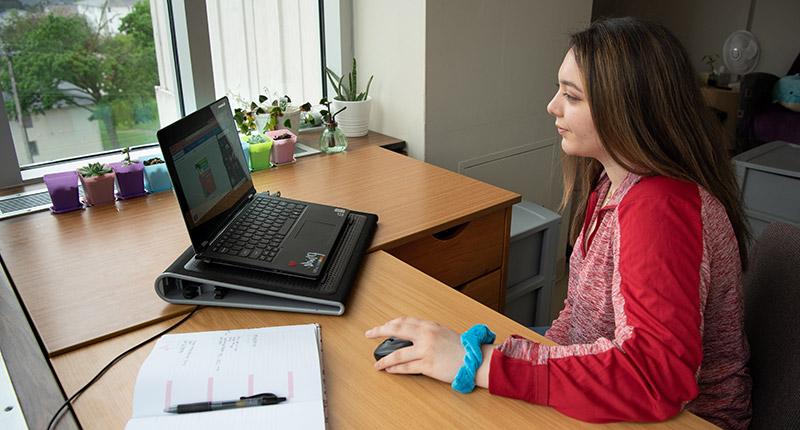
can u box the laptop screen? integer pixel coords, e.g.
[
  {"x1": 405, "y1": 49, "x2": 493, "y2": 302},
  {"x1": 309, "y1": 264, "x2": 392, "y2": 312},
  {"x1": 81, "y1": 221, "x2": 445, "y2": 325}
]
[{"x1": 158, "y1": 97, "x2": 255, "y2": 251}]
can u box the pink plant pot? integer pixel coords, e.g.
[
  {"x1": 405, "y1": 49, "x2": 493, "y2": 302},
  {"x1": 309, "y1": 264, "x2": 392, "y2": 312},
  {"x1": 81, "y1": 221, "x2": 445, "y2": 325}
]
[
  {"x1": 79, "y1": 172, "x2": 116, "y2": 206},
  {"x1": 267, "y1": 129, "x2": 297, "y2": 164}
]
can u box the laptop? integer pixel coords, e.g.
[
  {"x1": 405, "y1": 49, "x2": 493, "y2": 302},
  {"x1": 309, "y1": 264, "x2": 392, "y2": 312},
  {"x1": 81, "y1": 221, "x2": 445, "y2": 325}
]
[{"x1": 157, "y1": 97, "x2": 348, "y2": 279}]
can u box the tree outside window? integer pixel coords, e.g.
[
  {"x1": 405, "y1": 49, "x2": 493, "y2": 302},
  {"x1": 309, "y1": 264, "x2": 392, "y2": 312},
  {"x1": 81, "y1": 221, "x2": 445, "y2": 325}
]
[{"x1": 0, "y1": 0, "x2": 160, "y2": 166}]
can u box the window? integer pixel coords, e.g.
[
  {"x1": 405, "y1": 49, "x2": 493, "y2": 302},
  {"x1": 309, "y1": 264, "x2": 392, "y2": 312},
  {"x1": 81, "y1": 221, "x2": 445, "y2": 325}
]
[
  {"x1": 27, "y1": 140, "x2": 38, "y2": 157},
  {"x1": 0, "y1": 0, "x2": 171, "y2": 168},
  {"x1": 0, "y1": 0, "x2": 341, "y2": 185},
  {"x1": 205, "y1": 0, "x2": 324, "y2": 110}
]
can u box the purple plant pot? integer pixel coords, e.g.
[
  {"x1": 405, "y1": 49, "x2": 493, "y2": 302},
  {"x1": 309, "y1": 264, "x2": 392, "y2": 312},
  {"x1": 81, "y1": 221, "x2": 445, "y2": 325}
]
[
  {"x1": 79, "y1": 172, "x2": 116, "y2": 206},
  {"x1": 267, "y1": 129, "x2": 297, "y2": 164},
  {"x1": 43, "y1": 171, "x2": 83, "y2": 214},
  {"x1": 110, "y1": 162, "x2": 147, "y2": 200}
]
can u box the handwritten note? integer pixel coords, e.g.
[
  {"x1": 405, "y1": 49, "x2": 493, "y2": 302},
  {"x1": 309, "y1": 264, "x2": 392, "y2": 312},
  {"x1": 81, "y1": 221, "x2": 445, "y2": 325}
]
[{"x1": 126, "y1": 324, "x2": 325, "y2": 430}]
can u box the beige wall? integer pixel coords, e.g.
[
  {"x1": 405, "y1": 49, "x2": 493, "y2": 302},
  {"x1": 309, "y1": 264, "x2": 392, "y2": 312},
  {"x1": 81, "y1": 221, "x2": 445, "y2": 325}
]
[
  {"x1": 750, "y1": 0, "x2": 800, "y2": 76},
  {"x1": 592, "y1": 0, "x2": 799, "y2": 77},
  {"x1": 424, "y1": 0, "x2": 592, "y2": 213},
  {"x1": 352, "y1": 0, "x2": 594, "y2": 320},
  {"x1": 352, "y1": 0, "x2": 426, "y2": 160}
]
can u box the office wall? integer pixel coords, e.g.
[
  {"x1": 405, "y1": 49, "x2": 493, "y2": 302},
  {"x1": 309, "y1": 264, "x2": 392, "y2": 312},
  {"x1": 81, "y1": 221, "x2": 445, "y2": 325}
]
[
  {"x1": 424, "y1": 0, "x2": 592, "y2": 213},
  {"x1": 352, "y1": 1, "x2": 592, "y2": 319},
  {"x1": 352, "y1": 1, "x2": 426, "y2": 160},
  {"x1": 750, "y1": 0, "x2": 800, "y2": 76},
  {"x1": 592, "y1": 0, "x2": 799, "y2": 77}
]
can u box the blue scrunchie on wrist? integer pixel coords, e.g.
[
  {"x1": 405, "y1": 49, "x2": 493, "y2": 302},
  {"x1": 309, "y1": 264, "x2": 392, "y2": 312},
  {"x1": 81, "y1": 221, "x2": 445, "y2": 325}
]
[{"x1": 451, "y1": 324, "x2": 496, "y2": 393}]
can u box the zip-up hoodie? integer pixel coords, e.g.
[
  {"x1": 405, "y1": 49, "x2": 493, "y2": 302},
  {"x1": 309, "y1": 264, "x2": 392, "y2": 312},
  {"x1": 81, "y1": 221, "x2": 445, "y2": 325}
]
[{"x1": 489, "y1": 173, "x2": 752, "y2": 429}]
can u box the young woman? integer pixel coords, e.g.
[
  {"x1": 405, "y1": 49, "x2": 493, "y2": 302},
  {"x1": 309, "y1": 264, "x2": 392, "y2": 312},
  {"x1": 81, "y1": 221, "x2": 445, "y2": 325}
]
[{"x1": 366, "y1": 17, "x2": 752, "y2": 429}]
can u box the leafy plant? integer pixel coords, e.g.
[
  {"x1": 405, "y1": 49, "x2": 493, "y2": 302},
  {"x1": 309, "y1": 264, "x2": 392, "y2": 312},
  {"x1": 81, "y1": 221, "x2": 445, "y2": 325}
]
[
  {"x1": 233, "y1": 96, "x2": 267, "y2": 135},
  {"x1": 319, "y1": 98, "x2": 346, "y2": 125},
  {"x1": 233, "y1": 94, "x2": 311, "y2": 133},
  {"x1": 325, "y1": 58, "x2": 373, "y2": 101},
  {"x1": 78, "y1": 162, "x2": 113, "y2": 177},
  {"x1": 702, "y1": 54, "x2": 719, "y2": 74},
  {"x1": 266, "y1": 95, "x2": 312, "y2": 131}
]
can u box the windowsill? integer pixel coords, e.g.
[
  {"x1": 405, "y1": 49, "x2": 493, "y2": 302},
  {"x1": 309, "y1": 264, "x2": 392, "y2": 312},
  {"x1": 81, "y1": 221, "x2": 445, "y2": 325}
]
[
  {"x1": 18, "y1": 127, "x2": 326, "y2": 184},
  {"x1": 20, "y1": 145, "x2": 164, "y2": 183}
]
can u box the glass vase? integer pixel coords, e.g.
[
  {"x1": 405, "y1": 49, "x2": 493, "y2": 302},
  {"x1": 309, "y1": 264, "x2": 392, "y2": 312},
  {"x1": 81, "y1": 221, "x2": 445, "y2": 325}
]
[{"x1": 319, "y1": 124, "x2": 348, "y2": 153}]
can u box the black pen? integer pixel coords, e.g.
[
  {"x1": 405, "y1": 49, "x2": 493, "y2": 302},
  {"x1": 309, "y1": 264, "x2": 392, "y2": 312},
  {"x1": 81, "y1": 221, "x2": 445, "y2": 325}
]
[{"x1": 164, "y1": 392, "x2": 286, "y2": 414}]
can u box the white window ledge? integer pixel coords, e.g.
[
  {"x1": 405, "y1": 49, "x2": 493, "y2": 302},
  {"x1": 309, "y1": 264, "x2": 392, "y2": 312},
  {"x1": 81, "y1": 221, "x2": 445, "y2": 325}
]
[{"x1": 20, "y1": 145, "x2": 164, "y2": 182}]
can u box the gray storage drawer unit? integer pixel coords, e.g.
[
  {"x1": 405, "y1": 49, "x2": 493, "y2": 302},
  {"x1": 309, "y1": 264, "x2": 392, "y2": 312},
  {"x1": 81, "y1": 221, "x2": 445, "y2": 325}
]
[
  {"x1": 733, "y1": 141, "x2": 800, "y2": 239},
  {"x1": 503, "y1": 201, "x2": 560, "y2": 327}
]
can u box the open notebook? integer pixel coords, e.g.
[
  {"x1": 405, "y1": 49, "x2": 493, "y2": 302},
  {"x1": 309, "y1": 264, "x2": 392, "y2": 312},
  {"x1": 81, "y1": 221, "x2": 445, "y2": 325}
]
[{"x1": 125, "y1": 324, "x2": 326, "y2": 429}]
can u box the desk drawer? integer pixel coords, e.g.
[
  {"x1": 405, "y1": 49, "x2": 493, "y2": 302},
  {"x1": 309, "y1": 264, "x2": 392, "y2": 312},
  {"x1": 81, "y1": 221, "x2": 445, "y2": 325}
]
[
  {"x1": 458, "y1": 269, "x2": 502, "y2": 311},
  {"x1": 388, "y1": 210, "x2": 505, "y2": 287}
]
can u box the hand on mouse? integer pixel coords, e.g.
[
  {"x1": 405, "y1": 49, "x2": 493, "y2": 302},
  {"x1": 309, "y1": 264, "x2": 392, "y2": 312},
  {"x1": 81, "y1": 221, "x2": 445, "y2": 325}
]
[{"x1": 365, "y1": 316, "x2": 492, "y2": 387}]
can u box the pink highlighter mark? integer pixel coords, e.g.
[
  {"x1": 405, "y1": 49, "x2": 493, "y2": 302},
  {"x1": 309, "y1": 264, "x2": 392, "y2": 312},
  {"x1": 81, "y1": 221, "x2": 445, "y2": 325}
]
[
  {"x1": 288, "y1": 371, "x2": 294, "y2": 399},
  {"x1": 207, "y1": 377, "x2": 214, "y2": 401},
  {"x1": 248, "y1": 374, "x2": 254, "y2": 397},
  {"x1": 164, "y1": 380, "x2": 173, "y2": 409}
]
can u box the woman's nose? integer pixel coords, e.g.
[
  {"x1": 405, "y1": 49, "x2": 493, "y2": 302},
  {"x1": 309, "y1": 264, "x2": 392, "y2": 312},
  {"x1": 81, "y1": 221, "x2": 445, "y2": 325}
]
[{"x1": 546, "y1": 92, "x2": 561, "y2": 117}]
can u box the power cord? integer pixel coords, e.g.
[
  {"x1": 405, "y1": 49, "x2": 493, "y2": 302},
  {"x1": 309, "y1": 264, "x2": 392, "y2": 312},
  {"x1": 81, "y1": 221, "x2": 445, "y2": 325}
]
[{"x1": 47, "y1": 306, "x2": 204, "y2": 430}]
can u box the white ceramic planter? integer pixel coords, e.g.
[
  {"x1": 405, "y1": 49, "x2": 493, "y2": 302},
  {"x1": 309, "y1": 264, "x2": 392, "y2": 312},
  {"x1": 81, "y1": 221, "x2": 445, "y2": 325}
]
[{"x1": 332, "y1": 96, "x2": 371, "y2": 137}]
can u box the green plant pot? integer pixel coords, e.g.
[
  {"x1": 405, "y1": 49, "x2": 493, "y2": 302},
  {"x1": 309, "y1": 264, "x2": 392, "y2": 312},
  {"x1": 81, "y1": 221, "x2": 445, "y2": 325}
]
[{"x1": 249, "y1": 141, "x2": 273, "y2": 171}]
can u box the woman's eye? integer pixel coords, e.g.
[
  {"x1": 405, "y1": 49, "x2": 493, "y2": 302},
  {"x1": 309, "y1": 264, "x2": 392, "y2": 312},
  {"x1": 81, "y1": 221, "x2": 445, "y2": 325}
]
[{"x1": 563, "y1": 92, "x2": 578, "y2": 102}]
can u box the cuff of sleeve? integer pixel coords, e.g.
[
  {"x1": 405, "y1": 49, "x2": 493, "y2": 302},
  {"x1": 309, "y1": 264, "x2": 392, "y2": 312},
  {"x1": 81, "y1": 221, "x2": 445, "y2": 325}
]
[{"x1": 488, "y1": 348, "x2": 549, "y2": 405}]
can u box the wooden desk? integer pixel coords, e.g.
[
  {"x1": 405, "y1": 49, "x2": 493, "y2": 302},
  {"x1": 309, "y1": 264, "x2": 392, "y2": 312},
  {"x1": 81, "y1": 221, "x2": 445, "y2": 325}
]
[
  {"x1": 701, "y1": 85, "x2": 739, "y2": 148},
  {"x1": 50, "y1": 251, "x2": 713, "y2": 430},
  {"x1": 0, "y1": 146, "x2": 519, "y2": 355}
]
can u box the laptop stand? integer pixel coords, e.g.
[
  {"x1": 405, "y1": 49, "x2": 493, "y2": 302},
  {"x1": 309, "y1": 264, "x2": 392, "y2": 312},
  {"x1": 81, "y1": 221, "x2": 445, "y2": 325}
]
[{"x1": 155, "y1": 211, "x2": 378, "y2": 315}]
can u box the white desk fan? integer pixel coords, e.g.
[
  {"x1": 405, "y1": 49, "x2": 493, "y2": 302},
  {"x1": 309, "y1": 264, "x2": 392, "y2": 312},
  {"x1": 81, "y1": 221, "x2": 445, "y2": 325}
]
[{"x1": 722, "y1": 30, "x2": 760, "y2": 83}]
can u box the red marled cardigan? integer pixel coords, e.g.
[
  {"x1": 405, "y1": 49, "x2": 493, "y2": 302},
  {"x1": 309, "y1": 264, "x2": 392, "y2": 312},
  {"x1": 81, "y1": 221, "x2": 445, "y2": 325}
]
[{"x1": 489, "y1": 173, "x2": 752, "y2": 429}]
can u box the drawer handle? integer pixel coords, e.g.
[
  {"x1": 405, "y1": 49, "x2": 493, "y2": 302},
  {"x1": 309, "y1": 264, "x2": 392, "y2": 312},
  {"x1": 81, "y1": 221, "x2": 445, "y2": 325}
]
[{"x1": 433, "y1": 222, "x2": 469, "y2": 241}]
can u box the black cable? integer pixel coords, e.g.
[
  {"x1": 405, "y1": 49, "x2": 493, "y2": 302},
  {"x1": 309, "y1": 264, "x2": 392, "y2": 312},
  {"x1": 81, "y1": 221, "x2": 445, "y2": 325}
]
[{"x1": 47, "y1": 306, "x2": 204, "y2": 430}]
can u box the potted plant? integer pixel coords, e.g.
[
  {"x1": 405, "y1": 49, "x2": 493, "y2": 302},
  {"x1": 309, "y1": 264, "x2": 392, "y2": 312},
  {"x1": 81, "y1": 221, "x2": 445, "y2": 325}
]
[
  {"x1": 318, "y1": 98, "x2": 348, "y2": 153},
  {"x1": 140, "y1": 156, "x2": 172, "y2": 193},
  {"x1": 248, "y1": 133, "x2": 273, "y2": 171},
  {"x1": 110, "y1": 147, "x2": 146, "y2": 199},
  {"x1": 77, "y1": 162, "x2": 116, "y2": 206},
  {"x1": 267, "y1": 129, "x2": 298, "y2": 164},
  {"x1": 263, "y1": 95, "x2": 312, "y2": 137},
  {"x1": 234, "y1": 99, "x2": 272, "y2": 171},
  {"x1": 325, "y1": 58, "x2": 373, "y2": 137},
  {"x1": 43, "y1": 171, "x2": 82, "y2": 213},
  {"x1": 702, "y1": 54, "x2": 720, "y2": 87}
]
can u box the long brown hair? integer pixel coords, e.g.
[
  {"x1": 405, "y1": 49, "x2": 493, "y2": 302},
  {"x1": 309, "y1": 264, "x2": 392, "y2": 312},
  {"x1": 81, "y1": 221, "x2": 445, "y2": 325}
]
[{"x1": 561, "y1": 17, "x2": 750, "y2": 268}]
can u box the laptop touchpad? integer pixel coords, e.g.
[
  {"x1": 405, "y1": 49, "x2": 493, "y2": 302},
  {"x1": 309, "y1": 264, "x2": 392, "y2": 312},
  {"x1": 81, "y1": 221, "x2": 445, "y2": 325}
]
[{"x1": 295, "y1": 220, "x2": 336, "y2": 243}]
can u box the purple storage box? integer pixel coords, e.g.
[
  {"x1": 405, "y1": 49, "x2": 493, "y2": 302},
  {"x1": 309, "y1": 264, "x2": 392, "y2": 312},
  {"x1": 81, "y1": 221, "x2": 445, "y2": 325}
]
[
  {"x1": 43, "y1": 171, "x2": 83, "y2": 214},
  {"x1": 110, "y1": 161, "x2": 147, "y2": 200}
]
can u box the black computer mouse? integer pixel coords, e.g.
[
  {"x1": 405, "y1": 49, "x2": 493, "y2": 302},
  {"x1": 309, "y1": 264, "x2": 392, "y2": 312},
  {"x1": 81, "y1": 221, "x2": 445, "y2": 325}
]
[{"x1": 373, "y1": 337, "x2": 414, "y2": 361}]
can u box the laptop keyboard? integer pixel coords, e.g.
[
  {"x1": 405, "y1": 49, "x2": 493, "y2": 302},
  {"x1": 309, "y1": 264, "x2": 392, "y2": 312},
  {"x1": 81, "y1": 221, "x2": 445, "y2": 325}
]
[{"x1": 211, "y1": 197, "x2": 306, "y2": 262}]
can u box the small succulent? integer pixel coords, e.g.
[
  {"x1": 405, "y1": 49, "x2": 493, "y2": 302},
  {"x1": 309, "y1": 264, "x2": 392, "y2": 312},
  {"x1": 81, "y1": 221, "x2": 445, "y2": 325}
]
[
  {"x1": 121, "y1": 147, "x2": 132, "y2": 166},
  {"x1": 78, "y1": 162, "x2": 112, "y2": 177},
  {"x1": 143, "y1": 157, "x2": 164, "y2": 166},
  {"x1": 247, "y1": 133, "x2": 270, "y2": 145}
]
